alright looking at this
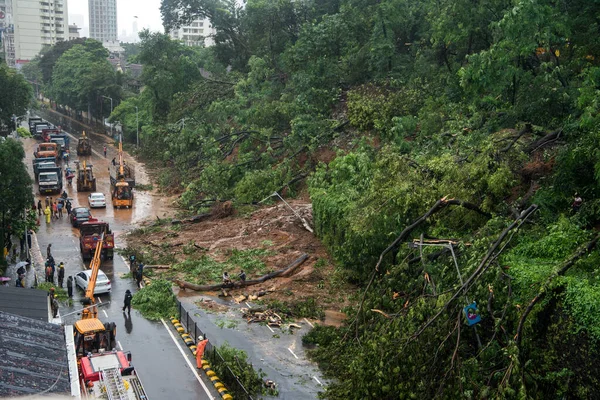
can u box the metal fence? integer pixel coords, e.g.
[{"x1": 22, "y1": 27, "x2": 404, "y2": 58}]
[
  {"x1": 38, "y1": 108, "x2": 110, "y2": 138},
  {"x1": 176, "y1": 301, "x2": 254, "y2": 400}
]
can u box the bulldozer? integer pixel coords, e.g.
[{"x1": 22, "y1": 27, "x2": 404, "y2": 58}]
[
  {"x1": 77, "y1": 131, "x2": 92, "y2": 156},
  {"x1": 75, "y1": 160, "x2": 97, "y2": 192}
]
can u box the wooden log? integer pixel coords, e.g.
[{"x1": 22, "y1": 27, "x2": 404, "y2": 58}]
[{"x1": 175, "y1": 253, "x2": 309, "y2": 291}]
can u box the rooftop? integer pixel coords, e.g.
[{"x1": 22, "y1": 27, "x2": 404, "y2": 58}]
[
  {"x1": 0, "y1": 311, "x2": 70, "y2": 396},
  {"x1": 0, "y1": 286, "x2": 49, "y2": 321}
]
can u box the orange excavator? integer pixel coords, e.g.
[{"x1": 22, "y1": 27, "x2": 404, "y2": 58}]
[{"x1": 111, "y1": 139, "x2": 133, "y2": 209}]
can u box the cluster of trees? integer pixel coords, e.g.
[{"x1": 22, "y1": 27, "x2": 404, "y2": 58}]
[
  {"x1": 21, "y1": 38, "x2": 121, "y2": 118},
  {"x1": 0, "y1": 65, "x2": 32, "y2": 134},
  {"x1": 35, "y1": 0, "x2": 600, "y2": 396}
]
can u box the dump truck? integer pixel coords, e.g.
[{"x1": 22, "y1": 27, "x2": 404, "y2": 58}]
[
  {"x1": 34, "y1": 142, "x2": 59, "y2": 160},
  {"x1": 75, "y1": 160, "x2": 97, "y2": 192},
  {"x1": 32, "y1": 157, "x2": 57, "y2": 177},
  {"x1": 28, "y1": 117, "x2": 43, "y2": 133},
  {"x1": 69, "y1": 235, "x2": 149, "y2": 399},
  {"x1": 77, "y1": 131, "x2": 92, "y2": 156},
  {"x1": 38, "y1": 166, "x2": 63, "y2": 194},
  {"x1": 35, "y1": 161, "x2": 57, "y2": 182},
  {"x1": 78, "y1": 219, "x2": 114, "y2": 260}
]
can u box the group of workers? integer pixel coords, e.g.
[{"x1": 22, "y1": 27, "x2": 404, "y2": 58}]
[
  {"x1": 222, "y1": 270, "x2": 246, "y2": 285},
  {"x1": 36, "y1": 192, "x2": 72, "y2": 224}
]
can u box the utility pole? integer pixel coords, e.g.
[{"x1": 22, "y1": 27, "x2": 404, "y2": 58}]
[
  {"x1": 102, "y1": 95, "x2": 114, "y2": 137},
  {"x1": 135, "y1": 106, "x2": 139, "y2": 147}
]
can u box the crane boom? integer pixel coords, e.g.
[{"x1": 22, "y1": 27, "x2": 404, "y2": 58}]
[{"x1": 84, "y1": 233, "x2": 104, "y2": 318}]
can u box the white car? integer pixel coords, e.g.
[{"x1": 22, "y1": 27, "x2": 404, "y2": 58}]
[
  {"x1": 88, "y1": 192, "x2": 106, "y2": 208},
  {"x1": 74, "y1": 270, "x2": 112, "y2": 295}
]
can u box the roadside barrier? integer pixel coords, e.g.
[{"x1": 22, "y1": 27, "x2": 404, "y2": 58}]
[{"x1": 175, "y1": 300, "x2": 254, "y2": 400}]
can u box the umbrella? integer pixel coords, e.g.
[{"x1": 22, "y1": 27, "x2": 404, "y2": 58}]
[{"x1": 15, "y1": 261, "x2": 29, "y2": 269}]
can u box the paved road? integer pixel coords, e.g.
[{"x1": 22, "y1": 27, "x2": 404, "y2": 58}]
[{"x1": 22, "y1": 124, "x2": 217, "y2": 400}]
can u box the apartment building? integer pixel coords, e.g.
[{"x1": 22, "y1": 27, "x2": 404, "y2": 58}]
[
  {"x1": 12, "y1": 0, "x2": 69, "y2": 64},
  {"x1": 88, "y1": 0, "x2": 117, "y2": 42},
  {"x1": 169, "y1": 18, "x2": 216, "y2": 47},
  {"x1": 0, "y1": 0, "x2": 15, "y2": 66},
  {"x1": 68, "y1": 23, "x2": 80, "y2": 40}
]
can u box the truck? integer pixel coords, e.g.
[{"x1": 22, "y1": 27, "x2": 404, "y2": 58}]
[
  {"x1": 69, "y1": 235, "x2": 149, "y2": 400},
  {"x1": 38, "y1": 166, "x2": 63, "y2": 194},
  {"x1": 79, "y1": 219, "x2": 114, "y2": 260},
  {"x1": 28, "y1": 117, "x2": 43, "y2": 133},
  {"x1": 109, "y1": 162, "x2": 135, "y2": 188},
  {"x1": 32, "y1": 156, "x2": 57, "y2": 177},
  {"x1": 35, "y1": 161, "x2": 58, "y2": 182},
  {"x1": 34, "y1": 142, "x2": 59, "y2": 161}
]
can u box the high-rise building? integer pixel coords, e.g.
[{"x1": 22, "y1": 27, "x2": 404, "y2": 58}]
[
  {"x1": 69, "y1": 24, "x2": 80, "y2": 40},
  {"x1": 10, "y1": 0, "x2": 68, "y2": 65},
  {"x1": 88, "y1": 0, "x2": 117, "y2": 42},
  {"x1": 168, "y1": 18, "x2": 216, "y2": 47},
  {"x1": 0, "y1": 0, "x2": 15, "y2": 67}
]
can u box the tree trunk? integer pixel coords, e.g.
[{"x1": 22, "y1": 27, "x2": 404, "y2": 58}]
[{"x1": 175, "y1": 254, "x2": 309, "y2": 291}]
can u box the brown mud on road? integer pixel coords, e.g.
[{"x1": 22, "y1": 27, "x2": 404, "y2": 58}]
[{"x1": 126, "y1": 199, "x2": 356, "y2": 314}]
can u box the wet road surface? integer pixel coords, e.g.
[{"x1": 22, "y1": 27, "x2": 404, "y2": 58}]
[{"x1": 22, "y1": 125, "x2": 216, "y2": 400}]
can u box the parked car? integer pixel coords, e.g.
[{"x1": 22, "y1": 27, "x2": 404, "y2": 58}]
[
  {"x1": 88, "y1": 192, "x2": 106, "y2": 208},
  {"x1": 69, "y1": 207, "x2": 92, "y2": 227},
  {"x1": 74, "y1": 269, "x2": 111, "y2": 295}
]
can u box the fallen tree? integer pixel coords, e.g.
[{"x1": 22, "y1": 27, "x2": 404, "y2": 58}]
[{"x1": 175, "y1": 253, "x2": 309, "y2": 291}]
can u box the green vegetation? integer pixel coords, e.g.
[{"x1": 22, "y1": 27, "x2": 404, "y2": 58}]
[
  {"x1": 168, "y1": 248, "x2": 273, "y2": 284},
  {"x1": 131, "y1": 279, "x2": 177, "y2": 320},
  {"x1": 0, "y1": 139, "x2": 33, "y2": 269},
  {"x1": 0, "y1": 64, "x2": 32, "y2": 134},
  {"x1": 31, "y1": 0, "x2": 600, "y2": 396},
  {"x1": 38, "y1": 282, "x2": 68, "y2": 301},
  {"x1": 211, "y1": 342, "x2": 275, "y2": 396}
]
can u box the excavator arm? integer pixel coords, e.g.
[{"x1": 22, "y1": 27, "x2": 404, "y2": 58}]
[{"x1": 84, "y1": 233, "x2": 104, "y2": 317}]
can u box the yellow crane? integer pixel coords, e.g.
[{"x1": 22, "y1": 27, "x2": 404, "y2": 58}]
[
  {"x1": 74, "y1": 234, "x2": 116, "y2": 355},
  {"x1": 112, "y1": 140, "x2": 133, "y2": 208}
]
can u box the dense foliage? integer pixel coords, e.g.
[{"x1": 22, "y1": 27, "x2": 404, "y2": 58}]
[
  {"x1": 0, "y1": 64, "x2": 33, "y2": 132},
  {"x1": 36, "y1": 0, "x2": 600, "y2": 396},
  {"x1": 0, "y1": 139, "x2": 33, "y2": 269},
  {"x1": 131, "y1": 279, "x2": 178, "y2": 320}
]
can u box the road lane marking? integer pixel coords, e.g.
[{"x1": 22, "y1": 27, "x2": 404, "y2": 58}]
[
  {"x1": 313, "y1": 376, "x2": 322, "y2": 385},
  {"x1": 97, "y1": 297, "x2": 102, "y2": 303},
  {"x1": 304, "y1": 318, "x2": 314, "y2": 328},
  {"x1": 117, "y1": 341, "x2": 123, "y2": 351},
  {"x1": 160, "y1": 318, "x2": 214, "y2": 399},
  {"x1": 102, "y1": 310, "x2": 108, "y2": 317},
  {"x1": 267, "y1": 325, "x2": 275, "y2": 333},
  {"x1": 288, "y1": 348, "x2": 299, "y2": 359}
]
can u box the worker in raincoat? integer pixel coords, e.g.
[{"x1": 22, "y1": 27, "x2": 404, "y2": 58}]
[{"x1": 44, "y1": 206, "x2": 51, "y2": 224}]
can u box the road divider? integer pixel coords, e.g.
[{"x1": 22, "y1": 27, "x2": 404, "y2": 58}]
[{"x1": 169, "y1": 316, "x2": 232, "y2": 400}]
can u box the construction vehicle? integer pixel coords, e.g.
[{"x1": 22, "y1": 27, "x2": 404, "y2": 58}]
[
  {"x1": 75, "y1": 160, "x2": 97, "y2": 192},
  {"x1": 111, "y1": 139, "x2": 134, "y2": 208},
  {"x1": 79, "y1": 218, "x2": 114, "y2": 260},
  {"x1": 32, "y1": 156, "x2": 56, "y2": 177},
  {"x1": 34, "y1": 142, "x2": 59, "y2": 160},
  {"x1": 72, "y1": 235, "x2": 149, "y2": 399},
  {"x1": 28, "y1": 117, "x2": 42, "y2": 133},
  {"x1": 77, "y1": 131, "x2": 92, "y2": 156}
]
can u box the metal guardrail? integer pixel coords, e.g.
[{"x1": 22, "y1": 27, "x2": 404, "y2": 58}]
[{"x1": 177, "y1": 301, "x2": 254, "y2": 400}]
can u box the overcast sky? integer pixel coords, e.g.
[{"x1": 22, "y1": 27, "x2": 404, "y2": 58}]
[{"x1": 68, "y1": 0, "x2": 164, "y2": 39}]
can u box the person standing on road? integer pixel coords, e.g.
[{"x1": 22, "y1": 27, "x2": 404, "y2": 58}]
[
  {"x1": 135, "y1": 264, "x2": 144, "y2": 288},
  {"x1": 57, "y1": 201, "x2": 63, "y2": 218},
  {"x1": 37, "y1": 200, "x2": 43, "y2": 216},
  {"x1": 111, "y1": 157, "x2": 116, "y2": 166},
  {"x1": 122, "y1": 289, "x2": 133, "y2": 313},
  {"x1": 47, "y1": 243, "x2": 52, "y2": 259},
  {"x1": 103, "y1": 145, "x2": 107, "y2": 157},
  {"x1": 44, "y1": 206, "x2": 51, "y2": 224},
  {"x1": 65, "y1": 200, "x2": 72, "y2": 216},
  {"x1": 45, "y1": 197, "x2": 51, "y2": 208},
  {"x1": 52, "y1": 202, "x2": 58, "y2": 220},
  {"x1": 45, "y1": 263, "x2": 53, "y2": 283},
  {"x1": 66, "y1": 275, "x2": 73, "y2": 297},
  {"x1": 57, "y1": 262, "x2": 65, "y2": 287}
]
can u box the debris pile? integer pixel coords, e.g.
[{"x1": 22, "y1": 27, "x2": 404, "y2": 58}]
[{"x1": 242, "y1": 308, "x2": 283, "y2": 327}]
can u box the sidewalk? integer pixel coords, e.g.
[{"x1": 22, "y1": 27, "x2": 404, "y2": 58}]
[{"x1": 3, "y1": 229, "x2": 46, "y2": 289}]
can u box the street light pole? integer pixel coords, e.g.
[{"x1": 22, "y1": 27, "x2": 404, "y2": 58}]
[
  {"x1": 135, "y1": 106, "x2": 139, "y2": 147},
  {"x1": 102, "y1": 95, "x2": 114, "y2": 137}
]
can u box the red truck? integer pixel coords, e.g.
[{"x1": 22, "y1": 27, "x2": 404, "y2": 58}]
[{"x1": 79, "y1": 219, "x2": 115, "y2": 261}]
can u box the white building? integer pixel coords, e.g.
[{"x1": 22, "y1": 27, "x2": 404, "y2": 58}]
[
  {"x1": 68, "y1": 24, "x2": 80, "y2": 40},
  {"x1": 168, "y1": 18, "x2": 215, "y2": 47},
  {"x1": 11, "y1": 0, "x2": 68, "y2": 65},
  {"x1": 88, "y1": 0, "x2": 117, "y2": 42}
]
